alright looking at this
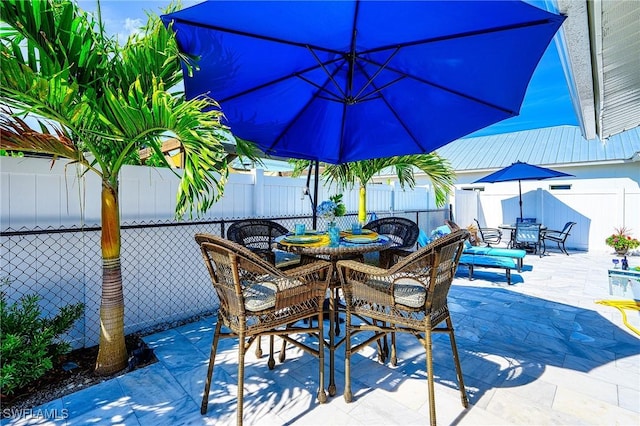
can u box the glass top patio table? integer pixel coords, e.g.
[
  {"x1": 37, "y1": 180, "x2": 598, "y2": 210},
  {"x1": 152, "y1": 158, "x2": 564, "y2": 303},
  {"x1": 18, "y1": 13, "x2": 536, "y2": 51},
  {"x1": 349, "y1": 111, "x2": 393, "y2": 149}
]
[
  {"x1": 274, "y1": 232, "x2": 393, "y2": 259},
  {"x1": 499, "y1": 223, "x2": 548, "y2": 231},
  {"x1": 274, "y1": 231, "x2": 393, "y2": 397}
]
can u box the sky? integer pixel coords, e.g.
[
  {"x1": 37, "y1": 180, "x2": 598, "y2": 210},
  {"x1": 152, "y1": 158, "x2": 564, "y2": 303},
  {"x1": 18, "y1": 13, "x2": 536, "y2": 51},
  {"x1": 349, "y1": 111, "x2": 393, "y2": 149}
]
[{"x1": 76, "y1": 0, "x2": 579, "y2": 138}]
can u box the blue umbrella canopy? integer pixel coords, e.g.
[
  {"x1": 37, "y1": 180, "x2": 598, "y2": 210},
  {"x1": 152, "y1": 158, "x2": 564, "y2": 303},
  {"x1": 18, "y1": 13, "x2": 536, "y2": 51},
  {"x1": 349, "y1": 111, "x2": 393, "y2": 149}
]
[
  {"x1": 161, "y1": 1, "x2": 565, "y2": 164},
  {"x1": 473, "y1": 161, "x2": 574, "y2": 219}
]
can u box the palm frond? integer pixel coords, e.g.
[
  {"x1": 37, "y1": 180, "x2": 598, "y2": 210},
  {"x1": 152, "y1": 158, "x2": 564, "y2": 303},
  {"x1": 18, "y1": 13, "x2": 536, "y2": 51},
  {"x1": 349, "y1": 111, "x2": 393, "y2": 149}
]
[{"x1": 0, "y1": 111, "x2": 82, "y2": 161}]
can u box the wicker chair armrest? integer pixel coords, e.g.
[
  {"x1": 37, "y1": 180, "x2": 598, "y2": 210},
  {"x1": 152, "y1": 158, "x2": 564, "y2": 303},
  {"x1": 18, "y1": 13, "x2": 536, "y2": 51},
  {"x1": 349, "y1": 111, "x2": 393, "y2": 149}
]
[
  {"x1": 283, "y1": 259, "x2": 332, "y2": 279},
  {"x1": 337, "y1": 259, "x2": 389, "y2": 277}
]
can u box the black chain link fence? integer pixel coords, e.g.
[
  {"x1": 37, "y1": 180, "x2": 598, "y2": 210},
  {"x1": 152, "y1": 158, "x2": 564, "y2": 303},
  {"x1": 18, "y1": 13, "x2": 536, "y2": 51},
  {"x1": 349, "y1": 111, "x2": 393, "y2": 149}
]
[{"x1": 0, "y1": 209, "x2": 449, "y2": 349}]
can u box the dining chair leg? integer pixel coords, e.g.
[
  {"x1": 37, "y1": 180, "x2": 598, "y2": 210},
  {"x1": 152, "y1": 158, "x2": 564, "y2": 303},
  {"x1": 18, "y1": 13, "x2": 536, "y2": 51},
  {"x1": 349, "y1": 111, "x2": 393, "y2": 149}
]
[
  {"x1": 279, "y1": 334, "x2": 287, "y2": 363},
  {"x1": 447, "y1": 317, "x2": 469, "y2": 408},
  {"x1": 255, "y1": 336, "x2": 263, "y2": 358},
  {"x1": 390, "y1": 331, "x2": 397, "y2": 366},
  {"x1": 236, "y1": 331, "x2": 246, "y2": 426},
  {"x1": 317, "y1": 310, "x2": 328, "y2": 403},
  {"x1": 267, "y1": 335, "x2": 276, "y2": 369},
  {"x1": 343, "y1": 309, "x2": 353, "y2": 403},
  {"x1": 201, "y1": 321, "x2": 223, "y2": 415},
  {"x1": 425, "y1": 326, "x2": 437, "y2": 426}
]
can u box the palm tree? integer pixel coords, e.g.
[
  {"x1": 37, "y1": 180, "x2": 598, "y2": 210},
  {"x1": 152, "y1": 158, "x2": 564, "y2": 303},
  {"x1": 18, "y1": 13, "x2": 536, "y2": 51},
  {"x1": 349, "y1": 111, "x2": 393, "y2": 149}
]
[
  {"x1": 0, "y1": 0, "x2": 237, "y2": 374},
  {"x1": 293, "y1": 155, "x2": 455, "y2": 223}
]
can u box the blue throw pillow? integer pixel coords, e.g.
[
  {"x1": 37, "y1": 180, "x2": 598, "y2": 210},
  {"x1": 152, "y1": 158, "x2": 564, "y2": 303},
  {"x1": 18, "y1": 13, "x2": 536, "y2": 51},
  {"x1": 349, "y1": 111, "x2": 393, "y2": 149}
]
[
  {"x1": 417, "y1": 229, "x2": 430, "y2": 248},
  {"x1": 430, "y1": 224, "x2": 452, "y2": 240}
]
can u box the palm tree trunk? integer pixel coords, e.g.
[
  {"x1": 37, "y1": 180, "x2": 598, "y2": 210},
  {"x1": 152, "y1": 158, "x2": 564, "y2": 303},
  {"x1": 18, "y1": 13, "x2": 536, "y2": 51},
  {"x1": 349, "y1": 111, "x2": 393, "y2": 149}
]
[
  {"x1": 358, "y1": 185, "x2": 367, "y2": 223},
  {"x1": 95, "y1": 182, "x2": 128, "y2": 375}
]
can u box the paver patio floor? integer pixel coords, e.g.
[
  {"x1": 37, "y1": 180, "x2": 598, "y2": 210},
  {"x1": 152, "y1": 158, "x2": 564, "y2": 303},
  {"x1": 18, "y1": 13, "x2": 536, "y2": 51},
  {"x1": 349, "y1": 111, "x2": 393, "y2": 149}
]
[{"x1": 4, "y1": 250, "x2": 639, "y2": 425}]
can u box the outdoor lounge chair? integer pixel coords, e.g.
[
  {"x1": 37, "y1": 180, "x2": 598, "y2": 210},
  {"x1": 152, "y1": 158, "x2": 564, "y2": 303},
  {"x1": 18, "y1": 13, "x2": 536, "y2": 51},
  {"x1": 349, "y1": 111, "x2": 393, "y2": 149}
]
[
  {"x1": 195, "y1": 233, "x2": 332, "y2": 425},
  {"x1": 363, "y1": 217, "x2": 420, "y2": 267},
  {"x1": 542, "y1": 221, "x2": 576, "y2": 255},
  {"x1": 473, "y1": 218, "x2": 502, "y2": 246},
  {"x1": 337, "y1": 229, "x2": 470, "y2": 426}
]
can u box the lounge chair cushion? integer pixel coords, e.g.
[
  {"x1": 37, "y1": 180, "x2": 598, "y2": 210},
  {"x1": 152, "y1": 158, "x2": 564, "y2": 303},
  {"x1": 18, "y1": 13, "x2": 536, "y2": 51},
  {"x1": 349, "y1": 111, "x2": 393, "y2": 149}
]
[{"x1": 463, "y1": 246, "x2": 526, "y2": 259}]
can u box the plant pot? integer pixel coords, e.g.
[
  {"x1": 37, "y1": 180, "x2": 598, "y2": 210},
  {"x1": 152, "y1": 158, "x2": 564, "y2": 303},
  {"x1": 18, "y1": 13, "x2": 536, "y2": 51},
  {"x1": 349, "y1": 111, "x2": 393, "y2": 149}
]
[{"x1": 615, "y1": 248, "x2": 629, "y2": 256}]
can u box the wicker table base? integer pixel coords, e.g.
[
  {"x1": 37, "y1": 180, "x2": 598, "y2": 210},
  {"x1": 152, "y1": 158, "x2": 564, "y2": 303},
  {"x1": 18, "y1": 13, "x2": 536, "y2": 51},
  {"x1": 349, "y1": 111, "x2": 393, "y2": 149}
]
[{"x1": 275, "y1": 234, "x2": 393, "y2": 396}]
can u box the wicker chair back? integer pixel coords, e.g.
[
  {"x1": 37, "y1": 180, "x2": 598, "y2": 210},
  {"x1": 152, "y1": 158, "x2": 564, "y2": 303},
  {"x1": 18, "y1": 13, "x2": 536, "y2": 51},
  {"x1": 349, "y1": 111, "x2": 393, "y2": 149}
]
[{"x1": 227, "y1": 219, "x2": 290, "y2": 265}]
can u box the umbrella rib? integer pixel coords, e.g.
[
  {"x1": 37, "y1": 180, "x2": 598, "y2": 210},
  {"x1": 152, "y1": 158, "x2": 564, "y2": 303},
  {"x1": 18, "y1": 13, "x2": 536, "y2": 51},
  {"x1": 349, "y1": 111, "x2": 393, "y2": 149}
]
[
  {"x1": 360, "y1": 18, "x2": 560, "y2": 56},
  {"x1": 166, "y1": 17, "x2": 345, "y2": 56},
  {"x1": 219, "y1": 55, "x2": 342, "y2": 103},
  {"x1": 357, "y1": 64, "x2": 425, "y2": 152},
  {"x1": 306, "y1": 46, "x2": 347, "y2": 101},
  {"x1": 353, "y1": 47, "x2": 401, "y2": 101},
  {"x1": 264, "y1": 66, "x2": 342, "y2": 154},
  {"x1": 365, "y1": 59, "x2": 516, "y2": 115},
  {"x1": 357, "y1": 77, "x2": 405, "y2": 103},
  {"x1": 346, "y1": 0, "x2": 362, "y2": 99}
]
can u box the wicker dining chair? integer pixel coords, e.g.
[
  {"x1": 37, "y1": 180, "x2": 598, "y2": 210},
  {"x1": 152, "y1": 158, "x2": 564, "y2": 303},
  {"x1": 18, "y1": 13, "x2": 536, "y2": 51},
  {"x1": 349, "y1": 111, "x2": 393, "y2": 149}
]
[
  {"x1": 363, "y1": 217, "x2": 420, "y2": 267},
  {"x1": 195, "y1": 233, "x2": 332, "y2": 425},
  {"x1": 226, "y1": 219, "x2": 291, "y2": 266},
  {"x1": 337, "y1": 229, "x2": 470, "y2": 426}
]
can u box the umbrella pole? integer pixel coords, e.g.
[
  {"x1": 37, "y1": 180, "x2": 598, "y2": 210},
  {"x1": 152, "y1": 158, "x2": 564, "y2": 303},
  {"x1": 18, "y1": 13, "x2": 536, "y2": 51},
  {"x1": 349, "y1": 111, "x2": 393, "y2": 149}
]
[
  {"x1": 519, "y1": 180, "x2": 523, "y2": 220},
  {"x1": 312, "y1": 160, "x2": 319, "y2": 229}
]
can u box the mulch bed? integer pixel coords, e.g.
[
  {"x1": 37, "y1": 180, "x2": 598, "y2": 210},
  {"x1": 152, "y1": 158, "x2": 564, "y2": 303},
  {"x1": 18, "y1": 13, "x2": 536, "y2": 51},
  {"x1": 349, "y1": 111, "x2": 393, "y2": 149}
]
[{"x1": 0, "y1": 334, "x2": 156, "y2": 417}]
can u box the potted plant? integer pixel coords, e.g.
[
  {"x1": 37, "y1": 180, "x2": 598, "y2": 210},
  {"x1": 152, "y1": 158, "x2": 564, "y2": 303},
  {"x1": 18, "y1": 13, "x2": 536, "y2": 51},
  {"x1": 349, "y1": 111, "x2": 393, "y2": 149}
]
[{"x1": 605, "y1": 226, "x2": 640, "y2": 255}]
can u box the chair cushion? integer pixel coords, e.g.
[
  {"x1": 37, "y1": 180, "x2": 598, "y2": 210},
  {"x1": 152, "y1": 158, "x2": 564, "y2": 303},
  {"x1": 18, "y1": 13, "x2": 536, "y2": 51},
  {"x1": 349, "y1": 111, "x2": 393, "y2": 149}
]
[
  {"x1": 417, "y1": 229, "x2": 431, "y2": 248},
  {"x1": 393, "y1": 277, "x2": 427, "y2": 308},
  {"x1": 243, "y1": 281, "x2": 277, "y2": 312},
  {"x1": 431, "y1": 224, "x2": 452, "y2": 239}
]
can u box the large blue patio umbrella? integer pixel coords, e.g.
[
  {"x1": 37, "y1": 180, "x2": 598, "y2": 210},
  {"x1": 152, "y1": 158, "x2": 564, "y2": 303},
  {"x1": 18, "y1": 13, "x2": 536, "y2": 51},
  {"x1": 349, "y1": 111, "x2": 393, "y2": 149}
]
[
  {"x1": 473, "y1": 161, "x2": 574, "y2": 219},
  {"x1": 161, "y1": 1, "x2": 564, "y2": 223}
]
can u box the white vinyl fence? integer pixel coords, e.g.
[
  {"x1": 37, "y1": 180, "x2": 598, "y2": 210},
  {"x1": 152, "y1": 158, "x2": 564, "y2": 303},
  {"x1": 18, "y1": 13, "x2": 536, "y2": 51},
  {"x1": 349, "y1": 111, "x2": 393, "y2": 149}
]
[{"x1": 0, "y1": 157, "x2": 438, "y2": 348}]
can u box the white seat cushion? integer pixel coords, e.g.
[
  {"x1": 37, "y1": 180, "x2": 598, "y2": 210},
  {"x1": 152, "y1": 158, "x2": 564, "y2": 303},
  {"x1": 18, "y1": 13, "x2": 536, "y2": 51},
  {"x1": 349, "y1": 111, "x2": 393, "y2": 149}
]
[
  {"x1": 393, "y1": 277, "x2": 426, "y2": 308},
  {"x1": 243, "y1": 281, "x2": 277, "y2": 312}
]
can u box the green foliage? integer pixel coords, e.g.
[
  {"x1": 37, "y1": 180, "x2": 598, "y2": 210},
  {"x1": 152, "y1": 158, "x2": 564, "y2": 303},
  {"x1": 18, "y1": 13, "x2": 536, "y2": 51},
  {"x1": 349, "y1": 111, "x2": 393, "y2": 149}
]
[
  {"x1": 605, "y1": 226, "x2": 640, "y2": 251},
  {"x1": 0, "y1": 284, "x2": 84, "y2": 396},
  {"x1": 0, "y1": 0, "x2": 243, "y2": 217},
  {"x1": 0, "y1": 149, "x2": 24, "y2": 157},
  {"x1": 290, "y1": 154, "x2": 456, "y2": 208},
  {"x1": 329, "y1": 194, "x2": 347, "y2": 217}
]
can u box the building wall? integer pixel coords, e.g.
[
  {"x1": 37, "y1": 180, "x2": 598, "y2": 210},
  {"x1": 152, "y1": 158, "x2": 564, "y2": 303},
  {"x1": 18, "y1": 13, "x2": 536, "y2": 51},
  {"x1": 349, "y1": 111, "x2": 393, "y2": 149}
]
[{"x1": 443, "y1": 162, "x2": 640, "y2": 253}]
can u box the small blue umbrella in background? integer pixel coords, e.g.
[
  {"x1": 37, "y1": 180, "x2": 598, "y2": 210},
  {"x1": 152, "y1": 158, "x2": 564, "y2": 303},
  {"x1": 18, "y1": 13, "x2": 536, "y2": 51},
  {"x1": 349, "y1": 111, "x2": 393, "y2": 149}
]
[
  {"x1": 161, "y1": 0, "x2": 565, "y2": 224},
  {"x1": 473, "y1": 161, "x2": 574, "y2": 219}
]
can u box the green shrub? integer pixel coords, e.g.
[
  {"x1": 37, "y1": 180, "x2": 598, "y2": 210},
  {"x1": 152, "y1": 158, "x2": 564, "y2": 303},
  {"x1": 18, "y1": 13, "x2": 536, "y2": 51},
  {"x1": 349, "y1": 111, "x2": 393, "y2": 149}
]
[{"x1": 0, "y1": 284, "x2": 84, "y2": 396}]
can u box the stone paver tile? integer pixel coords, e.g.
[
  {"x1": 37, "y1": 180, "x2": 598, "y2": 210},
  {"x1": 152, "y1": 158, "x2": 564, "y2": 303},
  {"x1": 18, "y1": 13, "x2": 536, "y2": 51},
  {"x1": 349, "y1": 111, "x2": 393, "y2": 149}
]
[
  {"x1": 538, "y1": 365, "x2": 620, "y2": 406},
  {"x1": 618, "y1": 385, "x2": 640, "y2": 414},
  {"x1": 552, "y1": 386, "x2": 639, "y2": 425},
  {"x1": 117, "y1": 363, "x2": 189, "y2": 412},
  {"x1": 485, "y1": 392, "x2": 585, "y2": 425}
]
